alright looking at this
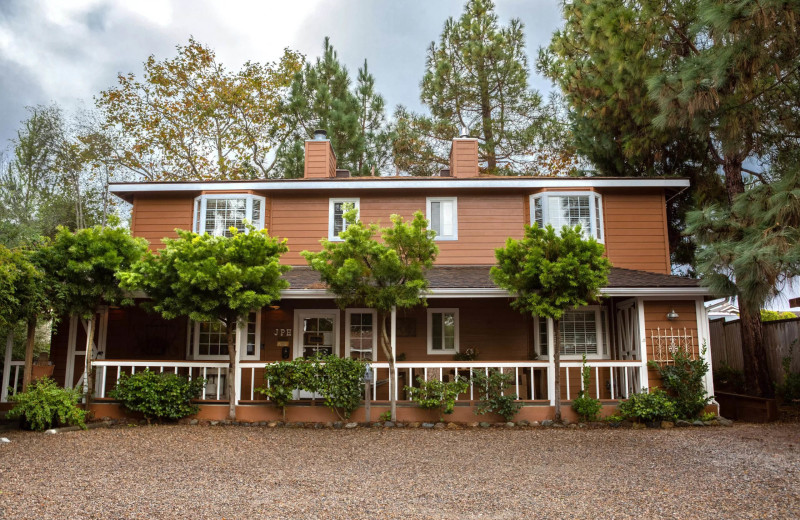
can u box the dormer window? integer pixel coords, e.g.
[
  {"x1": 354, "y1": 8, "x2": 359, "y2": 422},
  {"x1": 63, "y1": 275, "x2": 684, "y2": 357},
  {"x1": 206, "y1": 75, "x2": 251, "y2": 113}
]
[
  {"x1": 530, "y1": 192, "x2": 604, "y2": 241},
  {"x1": 193, "y1": 194, "x2": 266, "y2": 236}
]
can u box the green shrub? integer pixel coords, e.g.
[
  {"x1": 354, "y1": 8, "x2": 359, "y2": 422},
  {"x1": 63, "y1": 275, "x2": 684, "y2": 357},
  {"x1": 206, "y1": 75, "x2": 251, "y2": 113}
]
[
  {"x1": 714, "y1": 362, "x2": 746, "y2": 394},
  {"x1": 406, "y1": 376, "x2": 469, "y2": 419},
  {"x1": 7, "y1": 377, "x2": 86, "y2": 431},
  {"x1": 649, "y1": 346, "x2": 712, "y2": 420},
  {"x1": 258, "y1": 356, "x2": 366, "y2": 421},
  {"x1": 471, "y1": 368, "x2": 522, "y2": 421},
  {"x1": 776, "y1": 354, "x2": 800, "y2": 406},
  {"x1": 617, "y1": 388, "x2": 677, "y2": 423},
  {"x1": 570, "y1": 355, "x2": 602, "y2": 422},
  {"x1": 257, "y1": 361, "x2": 301, "y2": 421},
  {"x1": 110, "y1": 369, "x2": 205, "y2": 423}
]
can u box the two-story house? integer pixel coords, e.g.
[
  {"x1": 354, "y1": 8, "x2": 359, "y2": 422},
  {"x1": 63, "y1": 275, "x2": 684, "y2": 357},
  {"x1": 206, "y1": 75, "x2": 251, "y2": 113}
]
[{"x1": 13, "y1": 132, "x2": 714, "y2": 422}]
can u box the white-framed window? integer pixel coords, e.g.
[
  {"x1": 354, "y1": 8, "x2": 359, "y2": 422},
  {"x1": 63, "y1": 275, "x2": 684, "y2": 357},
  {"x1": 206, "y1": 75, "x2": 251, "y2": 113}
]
[
  {"x1": 345, "y1": 309, "x2": 377, "y2": 361},
  {"x1": 193, "y1": 194, "x2": 266, "y2": 237},
  {"x1": 190, "y1": 311, "x2": 261, "y2": 361},
  {"x1": 328, "y1": 198, "x2": 360, "y2": 241},
  {"x1": 535, "y1": 307, "x2": 609, "y2": 360},
  {"x1": 530, "y1": 192, "x2": 603, "y2": 241},
  {"x1": 426, "y1": 197, "x2": 458, "y2": 240},
  {"x1": 427, "y1": 308, "x2": 459, "y2": 354}
]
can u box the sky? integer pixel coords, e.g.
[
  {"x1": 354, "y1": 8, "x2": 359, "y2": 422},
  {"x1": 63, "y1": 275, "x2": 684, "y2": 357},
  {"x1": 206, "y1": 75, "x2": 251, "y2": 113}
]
[{"x1": 0, "y1": 0, "x2": 563, "y2": 147}]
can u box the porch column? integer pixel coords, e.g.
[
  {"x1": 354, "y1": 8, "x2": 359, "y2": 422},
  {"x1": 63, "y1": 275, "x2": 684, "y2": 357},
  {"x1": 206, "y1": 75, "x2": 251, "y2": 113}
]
[
  {"x1": 391, "y1": 305, "x2": 397, "y2": 401},
  {"x1": 547, "y1": 318, "x2": 555, "y2": 406},
  {"x1": 234, "y1": 319, "x2": 243, "y2": 406},
  {"x1": 1, "y1": 333, "x2": 12, "y2": 402},
  {"x1": 695, "y1": 298, "x2": 715, "y2": 398},
  {"x1": 636, "y1": 298, "x2": 649, "y2": 392}
]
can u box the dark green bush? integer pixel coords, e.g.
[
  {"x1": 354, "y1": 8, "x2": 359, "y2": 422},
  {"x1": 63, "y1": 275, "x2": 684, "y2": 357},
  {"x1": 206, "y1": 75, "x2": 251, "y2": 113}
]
[
  {"x1": 649, "y1": 347, "x2": 712, "y2": 420},
  {"x1": 257, "y1": 361, "x2": 301, "y2": 421},
  {"x1": 110, "y1": 369, "x2": 205, "y2": 422},
  {"x1": 617, "y1": 388, "x2": 677, "y2": 423},
  {"x1": 7, "y1": 377, "x2": 87, "y2": 431},
  {"x1": 777, "y1": 355, "x2": 800, "y2": 406},
  {"x1": 571, "y1": 355, "x2": 603, "y2": 422},
  {"x1": 406, "y1": 376, "x2": 469, "y2": 419},
  {"x1": 471, "y1": 368, "x2": 522, "y2": 421},
  {"x1": 714, "y1": 362, "x2": 746, "y2": 394}
]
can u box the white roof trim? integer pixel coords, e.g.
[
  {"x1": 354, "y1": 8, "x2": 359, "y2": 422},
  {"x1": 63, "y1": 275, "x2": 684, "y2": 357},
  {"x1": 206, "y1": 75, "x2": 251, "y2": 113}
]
[{"x1": 109, "y1": 177, "x2": 690, "y2": 195}]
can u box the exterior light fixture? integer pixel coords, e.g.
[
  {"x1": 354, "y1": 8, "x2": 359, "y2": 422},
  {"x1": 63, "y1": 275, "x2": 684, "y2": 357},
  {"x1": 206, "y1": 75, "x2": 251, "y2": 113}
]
[
  {"x1": 268, "y1": 305, "x2": 281, "y2": 311},
  {"x1": 666, "y1": 309, "x2": 679, "y2": 321}
]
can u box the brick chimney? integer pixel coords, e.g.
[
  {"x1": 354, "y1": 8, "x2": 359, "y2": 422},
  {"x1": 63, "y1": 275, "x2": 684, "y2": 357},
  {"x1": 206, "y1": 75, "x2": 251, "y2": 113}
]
[
  {"x1": 449, "y1": 127, "x2": 479, "y2": 178},
  {"x1": 304, "y1": 129, "x2": 337, "y2": 179}
]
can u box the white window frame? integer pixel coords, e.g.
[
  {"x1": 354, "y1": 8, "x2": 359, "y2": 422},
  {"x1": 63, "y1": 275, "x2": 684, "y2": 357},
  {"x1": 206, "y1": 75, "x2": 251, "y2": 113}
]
[
  {"x1": 328, "y1": 198, "x2": 360, "y2": 241},
  {"x1": 345, "y1": 308, "x2": 378, "y2": 361},
  {"x1": 426, "y1": 197, "x2": 458, "y2": 241},
  {"x1": 190, "y1": 311, "x2": 261, "y2": 361},
  {"x1": 427, "y1": 308, "x2": 460, "y2": 355},
  {"x1": 530, "y1": 192, "x2": 604, "y2": 242},
  {"x1": 535, "y1": 306, "x2": 607, "y2": 360},
  {"x1": 193, "y1": 194, "x2": 266, "y2": 236}
]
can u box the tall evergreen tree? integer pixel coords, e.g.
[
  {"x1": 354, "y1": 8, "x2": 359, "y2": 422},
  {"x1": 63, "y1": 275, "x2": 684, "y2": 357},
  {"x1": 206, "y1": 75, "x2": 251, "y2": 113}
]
[
  {"x1": 276, "y1": 38, "x2": 392, "y2": 177},
  {"x1": 395, "y1": 0, "x2": 562, "y2": 176}
]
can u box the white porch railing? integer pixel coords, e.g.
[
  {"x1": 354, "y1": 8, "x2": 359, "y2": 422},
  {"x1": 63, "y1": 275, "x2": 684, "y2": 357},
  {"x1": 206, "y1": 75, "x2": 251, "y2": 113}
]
[
  {"x1": 83, "y1": 359, "x2": 647, "y2": 407},
  {"x1": 0, "y1": 360, "x2": 25, "y2": 402}
]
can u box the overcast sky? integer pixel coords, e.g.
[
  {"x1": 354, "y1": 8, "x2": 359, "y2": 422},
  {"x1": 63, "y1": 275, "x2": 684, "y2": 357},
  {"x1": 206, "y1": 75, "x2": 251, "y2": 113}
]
[{"x1": 0, "y1": 0, "x2": 563, "y2": 148}]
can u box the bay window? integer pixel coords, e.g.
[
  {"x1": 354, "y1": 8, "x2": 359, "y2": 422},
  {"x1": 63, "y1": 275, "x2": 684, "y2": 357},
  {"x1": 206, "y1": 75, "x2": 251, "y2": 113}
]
[
  {"x1": 193, "y1": 194, "x2": 266, "y2": 236},
  {"x1": 531, "y1": 192, "x2": 603, "y2": 241}
]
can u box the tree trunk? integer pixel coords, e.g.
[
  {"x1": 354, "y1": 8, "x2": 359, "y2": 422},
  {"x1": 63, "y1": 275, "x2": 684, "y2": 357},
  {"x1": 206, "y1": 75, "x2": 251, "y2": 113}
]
[
  {"x1": 553, "y1": 318, "x2": 562, "y2": 423},
  {"x1": 84, "y1": 314, "x2": 96, "y2": 407},
  {"x1": 722, "y1": 156, "x2": 746, "y2": 205},
  {"x1": 377, "y1": 311, "x2": 396, "y2": 421},
  {"x1": 22, "y1": 318, "x2": 37, "y2": 391},
  {"x1": 226, "y1": 317, "x2": 238, "y2": 421},
  {"x1": 739, "y1": 303, "x2": 773, "y2": 397}
]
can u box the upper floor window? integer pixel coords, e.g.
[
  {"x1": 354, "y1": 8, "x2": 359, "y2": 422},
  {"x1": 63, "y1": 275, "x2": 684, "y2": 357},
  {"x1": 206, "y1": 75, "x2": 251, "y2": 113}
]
[
  {"x1": 193, "y1": 194, "x2": 265, "y2": 237},
  {"x1": 329, "y1": 198, "x2": 360, "y2": 241},
  {"x1": 531, "y1": 192, "x2": 603, "y2": 241},
  {"x1": 426, "y1": 197, "x2": 458, "y2": 240}
]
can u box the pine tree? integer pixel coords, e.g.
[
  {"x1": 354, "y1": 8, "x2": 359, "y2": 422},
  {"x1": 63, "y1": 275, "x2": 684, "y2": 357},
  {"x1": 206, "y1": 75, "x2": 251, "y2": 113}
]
[
  {"x1": 276, "y1": 38, "x2": 392, "y2": 177},
  {"x1": 395, "y1": 0, "x2": 561, "y2": 176}
]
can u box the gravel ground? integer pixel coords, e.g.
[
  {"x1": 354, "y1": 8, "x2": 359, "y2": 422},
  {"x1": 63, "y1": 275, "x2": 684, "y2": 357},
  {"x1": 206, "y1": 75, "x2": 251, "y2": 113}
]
[{"x1": 1, "y1": 423, "x2": 798, "y2": 519}]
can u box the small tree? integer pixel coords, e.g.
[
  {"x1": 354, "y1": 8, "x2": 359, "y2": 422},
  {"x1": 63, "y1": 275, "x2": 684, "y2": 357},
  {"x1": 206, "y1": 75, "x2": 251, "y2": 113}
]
[
  {"x1": 36, "y1": 226, "x2": 147, "y2": 402},
  {"x1": 302, "y1": 208, "x2": 438, "y2": 421},
  {"x1": 0, "y1": 245, "x2": 50, "y2": 391},
  {"x1": 491, "y1": 225, "x2": 610, "y2": 422},
  {"x1": 119, "y1": 227, "x2": 290, "y2": 420}
]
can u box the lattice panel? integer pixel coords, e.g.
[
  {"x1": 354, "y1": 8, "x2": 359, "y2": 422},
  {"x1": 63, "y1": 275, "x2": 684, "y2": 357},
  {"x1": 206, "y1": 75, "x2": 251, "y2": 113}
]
[{"x1": 650, "y1": 327, "x2": 697, "y2": 364}]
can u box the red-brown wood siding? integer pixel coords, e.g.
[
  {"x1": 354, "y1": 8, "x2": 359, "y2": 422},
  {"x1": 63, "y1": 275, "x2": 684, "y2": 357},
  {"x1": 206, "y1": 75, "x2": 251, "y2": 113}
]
[{"x1": 132, "y1": 194, "x2": 195, "y2": 250}]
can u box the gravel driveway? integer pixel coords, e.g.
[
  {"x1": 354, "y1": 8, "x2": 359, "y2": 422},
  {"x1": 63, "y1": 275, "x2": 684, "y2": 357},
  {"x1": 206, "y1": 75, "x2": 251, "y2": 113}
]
[{"x1": 1, "y1": 423, "x2": 798, "y2": 519}]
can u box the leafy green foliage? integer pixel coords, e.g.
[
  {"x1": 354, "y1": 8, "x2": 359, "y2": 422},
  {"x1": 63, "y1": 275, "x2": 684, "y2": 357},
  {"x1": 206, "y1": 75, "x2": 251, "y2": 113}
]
[
  {"x1": 617, "y1": 388, "x2": 677, "y2": 423},
  {"x1": 649, "y1": 347, "x2": 712, "y2": 420},
  {"x1": 36, "y1": 225, "x2": 148, "y2": 319},
  {"x1": 110, "y1": 369, "x2": 205, "y2": 422},
  {"x1": 471, "y1": 368, "x2": 522, "y2": 421},
  {"x1": 7, "y1": 377, "x2": 86, "y2": 431},
  {"x1": 571, "y1": 355, "x2": 602, "y2": 422},
  {"x1": 405, "y1": 377, "x2": 469, "y2": 419},
  {"x1": 302, "y1": 207, "x2": 437, "y2": 421},
  {"x1": 257, "y1": 356, "x2": 366, "y2": 421},
  {"x1": 760, "y1": 310, "x2": 797, "y2": 322},
  {"x1": 119, "y1": 225, "x2": 290, "y2": 420},
  {"x1": 713, "y1": 363, "x2": 746, "y2": 394},
  {"x1": 0, "y1": 245, "x2": 49, "y2": 330},
  {"x1": 277, "y1": 38, "x2": 393, "y2": 177},
  {"x1": 777, "y1": 353, "x2": 800, "y2": 406}
]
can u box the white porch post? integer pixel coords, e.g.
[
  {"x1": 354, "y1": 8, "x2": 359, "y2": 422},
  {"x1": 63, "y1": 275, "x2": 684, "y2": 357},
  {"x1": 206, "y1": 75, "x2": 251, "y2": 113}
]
[
  {"x1": 64, "y1": 314, "x2": 78, "y2": 389},
  {"x1": 547, "y1": 318, "x2": 556, "y2": 406},
  {"x1": 234, "y1": 319, "x2": 243, "y2": 406},
  {"x1": 1, "y1": 333, "x2": 12, "y2": 402},
  {"x1": 695, "y1": 298, "x2": 715, "y2": 398},
  {"x1": 636, "y1": 298, "x2": 649, "y2": 392},
  {"x1": 391, "y1": 305, "x2": 397, "y2": 401}
]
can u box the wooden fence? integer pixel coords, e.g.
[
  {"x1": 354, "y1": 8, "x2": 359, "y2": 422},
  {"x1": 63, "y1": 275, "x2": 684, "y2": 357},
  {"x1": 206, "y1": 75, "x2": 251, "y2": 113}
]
[{"x1": 709, "y1": 318, "x2": 800, "y2": 384}]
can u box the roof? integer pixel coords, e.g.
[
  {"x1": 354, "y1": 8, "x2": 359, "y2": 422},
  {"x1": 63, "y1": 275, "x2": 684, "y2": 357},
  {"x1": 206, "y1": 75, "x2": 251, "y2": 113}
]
[
  {"x1": 109, "y1": 176, "x2": 690, "y2": 203},
  {"x1": 283, "y1": 265, "x2": 703, "y2": 294}
]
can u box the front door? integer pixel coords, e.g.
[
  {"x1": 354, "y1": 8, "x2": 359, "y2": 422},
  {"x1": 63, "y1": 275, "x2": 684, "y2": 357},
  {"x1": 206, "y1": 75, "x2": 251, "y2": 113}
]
[{"x1": 294, "y1": 310, "x2": 339, "y2": 398}]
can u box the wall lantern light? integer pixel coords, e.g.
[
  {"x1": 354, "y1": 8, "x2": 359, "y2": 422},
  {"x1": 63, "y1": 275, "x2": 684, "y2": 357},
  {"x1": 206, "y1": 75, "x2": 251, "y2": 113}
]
[{"x1": 666, "y1": 309, "x2": 679, "y2": 321}]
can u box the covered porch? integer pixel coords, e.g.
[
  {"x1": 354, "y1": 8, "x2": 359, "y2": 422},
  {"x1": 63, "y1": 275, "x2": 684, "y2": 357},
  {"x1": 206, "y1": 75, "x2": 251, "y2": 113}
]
[{"x1": 2, "y1": 266, "x2": 713, "y2": 421}]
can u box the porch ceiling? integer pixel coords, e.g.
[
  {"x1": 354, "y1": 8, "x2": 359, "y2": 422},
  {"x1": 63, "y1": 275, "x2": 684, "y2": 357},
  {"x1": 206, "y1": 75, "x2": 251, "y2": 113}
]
[{"x1": 283, "y1": 265, "x2": 703, "y2": 291}]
